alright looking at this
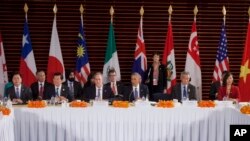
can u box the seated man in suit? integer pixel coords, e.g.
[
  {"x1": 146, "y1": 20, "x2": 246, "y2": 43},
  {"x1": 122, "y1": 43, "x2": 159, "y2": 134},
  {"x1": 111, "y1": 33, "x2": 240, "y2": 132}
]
[
  {"x1": 171, "y1": 71, "x2": 196, "y2": 103},
  {"x1": 209, "y1": 71, "x2": 228, "y2": 100},
  {"x1": 125, "y1": 72, "x2": 149, "y2": 102},
  {"x1": 47, "y1": 72, "x2": 72, "y2": 102},
  {"x1": 5, "y1": 71, "x2": 32, "y2": 104},
  {"x1": 83, "y1": 72, "x2": 114, "y2": 102},
  {"x1": 63, "y1": 69, "x2": 83, "y2": 100},
  {"x1": 30, "y1": 70, "x2": 53, "y2": 100},
  {"x1": 104, "y1": 69, "x2": 125, "y2": 99}
]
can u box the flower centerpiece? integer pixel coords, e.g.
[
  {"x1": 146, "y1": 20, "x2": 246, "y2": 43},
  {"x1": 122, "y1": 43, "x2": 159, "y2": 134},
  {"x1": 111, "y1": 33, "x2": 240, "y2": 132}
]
[
  {"x1": 197, "y1": 100, "x2": 215, "y2": 108},
  {"x1": 0, "y1": 106, "x2": 11, "y2": 115},
  {"x1": 240, "y1": 104, "x2": 250, "y2": 114},
  {"x1": 27, "y1": 100, "x2": 47, "y2": 108},
  {"x1": 112, "y1": 101, "x2": 129, "y2": 108},
  {"x1": 70, "y1": 100, "x2": 88, "y2": 107},
  {"x1": 156, "y1": 100, "x2": 174, "y2": 108}
]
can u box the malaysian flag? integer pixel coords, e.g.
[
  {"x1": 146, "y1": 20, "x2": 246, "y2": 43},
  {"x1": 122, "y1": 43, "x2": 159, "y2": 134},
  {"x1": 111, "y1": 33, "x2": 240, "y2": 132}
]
[
  {"x1": 212, "y1": 23, "x2": 230, "y2": 82},
  {"x1": 75, "y1": 11, "x2": 90, "y2": 84},
  {"x1": 132, "y1": 15, "x2": 147, "y2": 81}
]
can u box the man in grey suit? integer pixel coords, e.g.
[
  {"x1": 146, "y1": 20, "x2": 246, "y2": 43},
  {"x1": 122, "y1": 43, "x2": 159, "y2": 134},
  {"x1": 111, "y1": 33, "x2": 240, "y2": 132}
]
[{"x1": 171, "y1": 71, "x2": 197, "y2": 103}]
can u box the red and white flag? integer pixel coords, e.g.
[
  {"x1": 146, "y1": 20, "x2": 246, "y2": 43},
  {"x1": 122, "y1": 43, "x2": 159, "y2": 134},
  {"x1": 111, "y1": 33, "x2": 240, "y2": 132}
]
[
  {"x1": 162, "y1": 16, "x2": 176, "y2": 94},
  {"x1": 0, "y1": 33, "x2": 8, "y2": 97},
  {"x1": 47, "y1": 11, "x2": 65, "y2": 83},
  {"x1": 185, "y1": 19, "x2": 202, "y2": 100},
  {"x1": 19, "y1": 13, "x2": 37, "y2": 86}
]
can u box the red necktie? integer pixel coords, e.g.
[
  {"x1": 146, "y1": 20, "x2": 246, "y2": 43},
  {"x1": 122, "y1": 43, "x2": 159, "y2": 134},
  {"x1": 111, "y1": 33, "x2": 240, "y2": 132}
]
[
  {"x1": 112, "y1": 83, "x2": 116, "y2": 94},
  {"x1": 39, "y1": 84, "x2": 44, "y2": 98}
]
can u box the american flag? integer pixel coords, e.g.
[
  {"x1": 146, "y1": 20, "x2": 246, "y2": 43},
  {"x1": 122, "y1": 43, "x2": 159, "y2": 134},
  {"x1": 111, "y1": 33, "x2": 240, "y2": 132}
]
[
  {"x1": 75, "y1": 14, "x2": 90, "y2": 84},
  {"x1": 212, "y1": 23, "x2": 230, "y2": 82},
  {"x1": 132, "y1": 16, "x2": 147, "y2": 81}
]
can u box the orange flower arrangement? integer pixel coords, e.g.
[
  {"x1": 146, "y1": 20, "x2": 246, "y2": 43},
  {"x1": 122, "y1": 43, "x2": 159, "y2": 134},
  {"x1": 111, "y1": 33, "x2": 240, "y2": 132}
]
[
  {"x1": 156, "y1": 100, "x2": 174, "y2": 108},
  {"x1": 198, "y1": 100, "x2": 215, "y2": 108},
  {"x1": 0, "y1": 106, "x2": 11, "y2": 115},
  {"x1": 112, "y1": 101, "x2": 129, "y2": 108},
  {"x1": 27, "y1": 100, "x2": 47, "y2": 108},
  {"x1": 240, "y1": 105, "x2": 250, "y2": 114},
  {"x1": 70, "y1": 101, "x2": 88, "y2": 107}
]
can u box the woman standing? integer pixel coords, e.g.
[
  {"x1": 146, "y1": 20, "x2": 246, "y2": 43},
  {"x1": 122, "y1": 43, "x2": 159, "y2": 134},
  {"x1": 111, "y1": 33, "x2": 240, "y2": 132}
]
[{"x1": 145, "y1": 52, "x2": 166, "y2": 101}]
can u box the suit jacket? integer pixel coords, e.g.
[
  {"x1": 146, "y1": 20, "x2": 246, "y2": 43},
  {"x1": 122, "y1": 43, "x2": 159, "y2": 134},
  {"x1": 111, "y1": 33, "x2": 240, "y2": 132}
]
[
  {"x1": 171, "y1": 83, "x2": 197, "y2": 103},
  {"x1": 104, "y1": 81, "x2": 125, "y2": 96},
  {"x1": 6, "y1": 85, "x2": 32, "y2": 104},
  {"x1": 46, "y1": 84, "x2": 73, "y2": 102},
  {"x1": 209, "y1": 81, "x2": 221, "y2": 100},
  {"x1": 124, "y1": 84, "x2": 149, "y2": 102},
  {"x1": 63, "y1": 80, "x2": 83, "y2": 100},
  {"x1": 30, "y1": 81, "x2": 53, "y2": 100},
  {"x1": 83, "y1": 85, "x2": 114, "y2": 102},
  {"x1": 217, "y1": 85, "x2": 240, "y2": 100}
]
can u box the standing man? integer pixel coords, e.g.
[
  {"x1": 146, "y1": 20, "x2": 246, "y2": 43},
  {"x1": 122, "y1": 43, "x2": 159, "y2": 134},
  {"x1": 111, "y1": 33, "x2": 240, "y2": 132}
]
[
  {"x1": 6, "y1": 71, "x2": 32, "y2": 104},
  {"x1": 83, "y1": 72, "x2": 113, "y2": 102},
  {"x1": 171, "y1": 71, "x2": 197, "y2": 103},
  {"x1": 104, "y1": 69, "x2": 125, "y2": 98},
  {"x1": 125, "y1": 72, "x2": 149, "y2": 102},
  {"x1": 47, "y1": 72, "x2": 72, "y2": 102},
  {"x1": 63, "y1": 69, "x2": 83, "y2": 100},
  {"x1": 30, "y1": 70, "x2": 53, "y2": 100}
]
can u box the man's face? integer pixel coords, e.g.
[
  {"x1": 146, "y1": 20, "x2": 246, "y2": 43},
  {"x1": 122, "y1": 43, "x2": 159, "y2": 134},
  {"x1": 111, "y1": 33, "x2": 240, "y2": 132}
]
[
  {"x1": 53, "y1": 75, "x2": 62, "y2": 87},
  {"x1": 181, "y1": 74, "x2": 190, "y2": 85},
  {"x1": 153, "y1": 54, "x2": 160, "y2": 62},
  {"x1": 37, "y1": 71, "x2": 46, "y2": 82},
  {"x1": 108, "y1": 72, "x2": 116, "y2": 82},
  {"x1": 94, "y1": 74, "x2": 103, "y2": 88},
  {"x1": 131, "y1": 75, "x2": 140, "y2": 86},
  {"x1": 69, "y1": 72, "x2": 75, "y2": 79},
  {"x1": 12, "y1": 74, "x2": 22, "y2": 86}
]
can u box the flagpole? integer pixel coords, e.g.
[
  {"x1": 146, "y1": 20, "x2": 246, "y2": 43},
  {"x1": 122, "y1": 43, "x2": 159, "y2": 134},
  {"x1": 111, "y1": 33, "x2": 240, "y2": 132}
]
[
  {"x1": 168, "y1": 5, "x2": 172, "y2": 22},
  {"x1": 110, "y1": 6, "x2": 114, "y2": 23},
  {"x1": 80, "y1": 4, "x2": 84, "y2": 25},
  {"x1": 24, "y1": 3, "x2": 28, "y2": 20},
  {"x1": 194, "y1": 5, "x2": 198, "y2": 22},
  {"x1": 222, "y1": 6, "x2": 226, "y2": 25}
]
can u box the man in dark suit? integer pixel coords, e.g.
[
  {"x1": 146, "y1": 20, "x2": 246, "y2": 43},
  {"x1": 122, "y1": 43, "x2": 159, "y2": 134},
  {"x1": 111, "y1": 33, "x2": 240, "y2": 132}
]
[
  {"x1": 125, "y1": 72, "x2": 149, "y2": 102},
  {"x1": 104, "y1": 69, "x2": 125, "y2": 100},
  {"x1": 6, "y1": 72, "x2": 32, "y2": 104},
  {"x1": 47, "y1": 72, "x2": 72, "y2": 102},
  {"x1": 63, "y1": 69, "x2": 83, "y2": 100},
  {"x1": 83, "y1": 72, "x2": 114, "y2": 102},
  {"x1": 171, "y1": 71, "x2": 196, "y2": 103},
  {"x1": 30, "y1": 70, "x2": 53, "y2": 100}
]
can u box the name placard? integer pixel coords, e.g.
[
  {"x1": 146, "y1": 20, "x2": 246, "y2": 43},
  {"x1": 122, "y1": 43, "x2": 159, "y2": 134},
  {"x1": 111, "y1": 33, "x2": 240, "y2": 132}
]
[
  {"x1": 182, "y1": 100, "x2": 197, "y2": 107},
  {"x1": 92, "y1": 100, "x2": 109, "y2": 107}
]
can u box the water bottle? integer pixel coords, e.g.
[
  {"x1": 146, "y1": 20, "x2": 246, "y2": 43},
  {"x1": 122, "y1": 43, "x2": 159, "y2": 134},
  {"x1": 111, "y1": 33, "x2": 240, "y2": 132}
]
[
  {"x1": 3, "y1": 97, "x2": 8, "y2": 106},
  {"x1": 50, "y1": 96, "x2": 55, "y2": 106}
]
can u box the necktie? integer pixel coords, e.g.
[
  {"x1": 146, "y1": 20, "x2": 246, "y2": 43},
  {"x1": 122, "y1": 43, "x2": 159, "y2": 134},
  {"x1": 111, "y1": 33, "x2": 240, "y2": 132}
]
[
  {"x1": 56, "y1": 87, "x2": 59, "y2": 96},
  {"x1": 134, "y1": 88, "x2": 139, "y2": 99},
  {"x1": 70, "y1": 82, "x2": 74, "y2": 95},
  {"x1": 183, "y1": 86, "x2": 187, "y2": 98},
  {"x1": 16, "y1": 87, "x2": 20, "y2": 98},
  {"x1": 112, "y1": 83, "x2": 116, "y2": 94},
  {"x1": 39, "y1": 84, "x2": 44, "y2": 97},
  {"x1": 97, "y1": 88, "x2": 101, "y2": 98}
]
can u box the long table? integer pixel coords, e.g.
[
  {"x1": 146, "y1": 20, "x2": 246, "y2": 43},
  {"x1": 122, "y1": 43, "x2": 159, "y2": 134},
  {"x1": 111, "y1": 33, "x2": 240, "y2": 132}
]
[
  {"x1": 0, "y1": 110, "x2": 15, "y2": 141},
  {"x1": 12, "y1": 105, "x2": 250, "y2": 141}
]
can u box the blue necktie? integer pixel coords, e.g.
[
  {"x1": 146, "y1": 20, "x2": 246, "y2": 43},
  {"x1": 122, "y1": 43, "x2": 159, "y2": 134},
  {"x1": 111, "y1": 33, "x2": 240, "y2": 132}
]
[
  {"x1": 134, "y1": 88, "x2": 139, "y2": 99},
  {"x1": 16, "y1": 87, "x2": 20, "y2": 98},
  {"x1": 56, "y1": 87, "x2": 59, "y2": 96},
  {"x1": 97, "y1": 89, "x2": 101, "y2": 98},
  {"x1": 183, "y1": 86, "x2": 187, "y2": 98}
]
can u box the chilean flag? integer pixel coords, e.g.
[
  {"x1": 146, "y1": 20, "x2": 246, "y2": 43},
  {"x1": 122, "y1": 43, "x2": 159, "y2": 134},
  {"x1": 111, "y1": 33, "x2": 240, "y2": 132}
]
[
  {"x1": 19, "y1": 14, "x2": 37, "y2": 87},
  {"x1": 47, "y1": 14, "x2": 65, "y2": 83}
]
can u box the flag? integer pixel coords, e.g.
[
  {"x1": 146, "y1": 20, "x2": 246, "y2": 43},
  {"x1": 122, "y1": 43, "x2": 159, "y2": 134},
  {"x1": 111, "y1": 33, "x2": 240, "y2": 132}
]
[
  {"x1": 212, "y1": 22, "x2": 229, "y2": 82},
  {"x1": 47, "y1": 14, "x2": 65, "y2": 83},
  {"x1": 185, "y1": 20, "x2": 202, "y2": 100},
  {"x1": 0, "y1": 33, "x2": 8, "y2": 97},
  {"x1": 132, "y1": 16, "x2": 147, "y2": 81},
  {"x1": 75, "y1": 13, "x2": 90, "y2": 84},
  {"x1": 239, "y1": 20, "x2": 250, "y2": 102},
  {"x1": 19, "y1": 14, "x2": 37, "y2": 86},
  {"x1": 162, "y1": 19, "x2": 176, "y2": 94},
  {"x1": 102, "y1": 21, "x2": 121, "y2": 84}
]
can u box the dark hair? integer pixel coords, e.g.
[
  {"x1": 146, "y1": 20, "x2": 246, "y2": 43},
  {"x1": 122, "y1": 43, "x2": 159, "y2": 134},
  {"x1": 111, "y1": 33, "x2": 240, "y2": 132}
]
[
  {"x1": 65, "y1": 69, "x2": 75, "y2": 79},
  {"x1": 222, "y1": 72, "x2": 233, "y2": 86},
  {"x1": 12, "y1": 71, "x2": 22, "y2": 79},
  {"x1": 36, "y1": 70, "x2": 46, "y2": 75},
  {"x1": 152, "y1": 52, "x2": 160, "y2": 56},
  {"x1": 53, "y1": 72, "x2": 63, "y2": 80},
  {"x1": 108, "y1": 69, "x2": 116, "y2": 75}
]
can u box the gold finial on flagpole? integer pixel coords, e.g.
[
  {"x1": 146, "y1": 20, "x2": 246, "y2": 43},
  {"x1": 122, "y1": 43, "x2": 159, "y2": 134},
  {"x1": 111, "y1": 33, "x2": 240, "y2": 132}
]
[
  {"x1": 110, "y1": 6, "x2": 114, "y2": 23},
  {"x1": 168, "y1": 5, "x2": 173, "y2": 21},
  {"x1": 222, "y1": 6, "x2": 226, "y2": 24},
  {"x1": 140, "y1": 6, "x2": 144, "y2": 16},
  {"x1": 80, "y1": 4, "x2": 84, "y2": 14},
  {"x1": 53, "y1": 4, "x2": 57, "y2": 14},
  {"x1": 24, "y1": 3, "x2": 28, "y2": 14},
  {"x1": 194, "y1": 5, "x2": 198, "y2": 16},
  {"x1": 248, "y1": 6, "x2": 250, "y2": 18}
]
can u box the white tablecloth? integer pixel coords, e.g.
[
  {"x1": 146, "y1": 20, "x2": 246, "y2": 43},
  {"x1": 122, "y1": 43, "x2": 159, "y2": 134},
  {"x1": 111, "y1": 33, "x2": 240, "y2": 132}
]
[
  {"x1": 0, "y1": 110, "x2": 15, "y2": 141},
  {"x1": 12, "y1": 106, "x2": 250, "y2": 141}
]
